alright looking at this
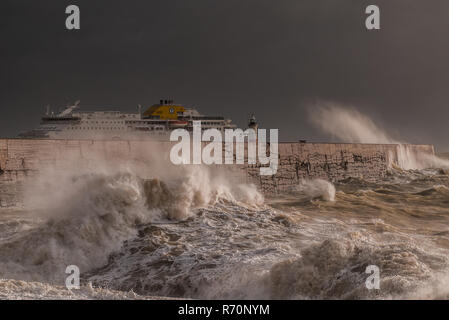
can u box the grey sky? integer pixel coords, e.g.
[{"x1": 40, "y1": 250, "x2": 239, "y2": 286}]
[{"x1": 2, "y1": 1, "x2": 449, "y2": 150}]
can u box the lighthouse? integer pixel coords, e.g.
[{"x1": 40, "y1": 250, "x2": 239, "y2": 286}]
[{"x1": 248, "y1": 114, "x2": 258, "y2": 133}]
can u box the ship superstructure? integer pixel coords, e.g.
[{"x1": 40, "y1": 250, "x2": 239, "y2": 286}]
[{"x1": 19, "y1": 100, "x2": 237, "y2": 140}]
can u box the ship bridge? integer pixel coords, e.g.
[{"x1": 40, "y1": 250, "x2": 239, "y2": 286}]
[{"x1": 142, "y1": 99, "x2": 185, "y2": 120}]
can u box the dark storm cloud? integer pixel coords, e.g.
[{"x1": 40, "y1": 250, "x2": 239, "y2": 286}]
[{"x1": 2, "y1": 0, "x2": 449, "y2": 149}]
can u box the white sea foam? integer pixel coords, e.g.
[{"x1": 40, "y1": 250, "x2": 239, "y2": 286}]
[
  {"x1": 292, "y1": 179, "x2": 336, "y2": 201},
  {"x1": 0, "y1": 279, "x2": 160, "y2": 300},
  {"x1": 0, "y1": 160, "x2": 264, "y2": 285},
  {"x1": 2, "y1": 105, "x2": 449, "y2": 300}
]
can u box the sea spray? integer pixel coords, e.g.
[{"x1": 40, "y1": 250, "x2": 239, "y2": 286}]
[
  {"x1": 310, "y1": 104, "x2": 391, "y2": 144},
  {"x1": 291, "y1": 179, "x2": 336, "y2": 202},
  {"x1": 309, "y1": 103, "x2": 449, "y2": 170},
  {"x1": 2, "y1": 130, "x2": 449, "y2": 299},
  {"x1": 2, "y1": 162, "x2": 449, "y2": 299},
  {"x1": 0, "y1": 162, "x2": 264, "y2": 285}
]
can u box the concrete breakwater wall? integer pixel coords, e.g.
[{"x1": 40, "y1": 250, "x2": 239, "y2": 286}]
[
  {"x1": 251, "y1": 142, "x2": 435, "y2": 193},
  {"x1": 0, "y1": 139, "x2": 435, "y2": 197}
]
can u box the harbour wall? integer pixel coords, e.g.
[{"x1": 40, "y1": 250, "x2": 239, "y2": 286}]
[{"x1": 0, "y1": 139, "x2": 435, "y2": 202}]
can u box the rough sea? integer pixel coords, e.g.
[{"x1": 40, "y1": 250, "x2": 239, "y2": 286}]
[
  {"x1": 1, "y1": 106, "x2": 449, "y2": 300},
  {"x1": 1, "y1": 162, "x2": 449, "y2": 299}
]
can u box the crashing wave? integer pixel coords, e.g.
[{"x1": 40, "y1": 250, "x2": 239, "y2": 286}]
[
  {"x1": 309, "y1": 103, "x2": 449, "y2": 170},
  {"x1": 0, "y1": 166, "x2": 264, "y2": 285}
]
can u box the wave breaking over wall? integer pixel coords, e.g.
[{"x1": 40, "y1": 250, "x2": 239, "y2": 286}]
[
  {"x1": 309, "y1": 103, "x2": 445, "y2": 170},
  {"x1": 0, "y1": 138, "x2": 435, "y2": 197}
]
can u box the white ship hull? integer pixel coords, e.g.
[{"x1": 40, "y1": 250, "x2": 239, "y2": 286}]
[{"x1": 19, "y1": 100, "x2": 237, "y2": 141}]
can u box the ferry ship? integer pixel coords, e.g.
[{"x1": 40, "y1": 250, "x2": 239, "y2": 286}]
[{"x1": 19, "y1": 100, "x2": 238, "y2": 140}]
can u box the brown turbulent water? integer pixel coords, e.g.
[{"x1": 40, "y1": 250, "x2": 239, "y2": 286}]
[{"x1": 1, "y1": 163, "x2": 449, "y2": 299}]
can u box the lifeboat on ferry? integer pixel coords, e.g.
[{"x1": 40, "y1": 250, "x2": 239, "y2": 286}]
[{"x1": 169, "y1": 120, "x2": 188, "y2": 128}]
